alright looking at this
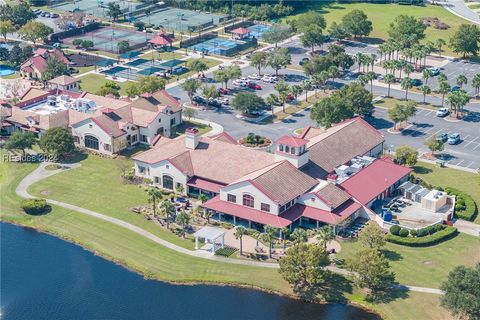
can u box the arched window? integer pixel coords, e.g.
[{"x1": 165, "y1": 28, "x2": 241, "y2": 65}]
[
  {"x1": 84, "y1": 135, "x2": 99, "y2": 150},
  {"x1": 162, "y1": 175, "x2": 173, "y2": 190},
  {"x1": 243, "y1": 194, "x2": 254, "y2": 208}
]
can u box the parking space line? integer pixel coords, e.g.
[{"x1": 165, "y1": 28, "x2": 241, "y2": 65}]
[
  {"x1": 456, "y1": 160, "x2": 465, "y2": 166},
  {"x1": 463, "y1": 137, "x2": 479, "y2": 148},
  {"x1": 466, "y1": 161, "x2": 475, "y2": 168},
  {"x1": 473, "y1": 144, "x2": 480, "y2": 151},
  {"x1": 423, "y1": 111, "x2": 433, "y2": 117}
]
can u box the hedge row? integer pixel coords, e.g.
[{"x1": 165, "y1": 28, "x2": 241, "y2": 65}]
[
  {"x1": 386, "y1": 226, "x2": 458, "y2": 247},
  {"x1": 444, "y1": 187, "x2": 477, "y2": 221}
]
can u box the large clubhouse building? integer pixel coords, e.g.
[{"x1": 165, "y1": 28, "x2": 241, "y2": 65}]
[
  {"x1": 2, "y1": 77, "x2": 182, "y2": 155},
  {"x1": 133, "y1": 117, "x2": 412, "y2": 231}
]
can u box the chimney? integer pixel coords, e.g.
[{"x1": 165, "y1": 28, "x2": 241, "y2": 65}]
[{"x1": 185, "y1": 127, "x2": 200, "y2": 149}]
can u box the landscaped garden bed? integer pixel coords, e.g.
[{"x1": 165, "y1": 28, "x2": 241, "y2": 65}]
[
  {"x1": 239, "y1": 133, "x2": 271, "y2": 148},
  {"x1": 387, "y1": 224, "x2": 458, "y2": 246}
]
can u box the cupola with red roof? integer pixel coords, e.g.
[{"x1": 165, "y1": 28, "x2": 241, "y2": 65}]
[{"x1": 274, "y1": 135, "x2": 309, "y2": 168}]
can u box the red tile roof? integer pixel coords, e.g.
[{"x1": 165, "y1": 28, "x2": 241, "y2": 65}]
[
  {"x1": 231, "y1": 27, "x2": 250, "y2": 35},
  {"x1": 208, "y1": 131, "x2": 238, "y2": 145},
  {"x1": 187, "y1": 177, "x2": 226, "y2": 194},
  {"x1": 284, "y1": 200, "x2": 362, "y2": 225},
  {"x1": 340, "y1": 158, "x2": 412, "y2": 205},
  {"x1": 276, "y1": 135, "x2": 308, "y2": 147},
  {"x1": 203, "y1": 196, "x2": 299, "y2": 228}
]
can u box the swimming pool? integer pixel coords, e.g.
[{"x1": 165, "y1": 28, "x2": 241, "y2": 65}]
[{"x1": 0, "y1": 65, "x2": 15, "y2": 77}]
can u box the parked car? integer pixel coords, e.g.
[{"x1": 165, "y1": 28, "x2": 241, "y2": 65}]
[
  {"x1": 248, "y1": 82, "x2": 262, "y2": 90},
  {"x1": 207, "y1": 99, "x2": 222, "y2": 108},
  {"x1": 262, "y1": 74, "x2": 278, "y2": 83},
  {"x1": 232, "y1": 79, "x2": 247, "y2": 87},
  {"x1": 447, "y1": 133, "x2": 461, "y2": 145},
  {"x1": 51, "y1": 13, "x2": 59, "y2": 18},
  {"x1": 411, "y1": 78, "x2": 422, "y2": 86},
  {"x1": 52, "y1": 43, "x2": 62, "y2": 48},
  {"x1": 286, "y1": 94, "x2": 295, "y2": 101},
  {"x1": 263, "y1": 104, "x2": 272, "y2": 111},
  {"x1": 217, "y1": 87, "x2": 229, "y2": 95},
  {"x1": 299, "y1": 57, "x2": 309, "y2": 65},
  {"x1": 427, "y1": 67, "x2": 441, "y2": 76},
  {"x1": 216, "y1": 97, "x2": 229, "y2": 105},
  {"x1": 437, "y1": 132, "x2": 448, "y2": 142},
  {"x1": 192, "y1": 96, "x2": 206, "y2": 105},
  {"x1": 436, "y1": 108, "x2": 449, "y2": 117},
  {"x1": 451, "y1": 86, "x2": 460, "y2": 92},
  {"x1": 247, "y1": 74, "x2": 261, "y2": 80}
]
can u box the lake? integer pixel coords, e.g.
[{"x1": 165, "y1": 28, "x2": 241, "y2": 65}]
[{"x1": 0, "y1": 222, "x2": 381, "y2": 320}]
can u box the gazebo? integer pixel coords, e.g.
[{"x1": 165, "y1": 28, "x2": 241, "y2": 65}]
[
  {"x1": 193, "y1": 226, "x2": 226, "y2": 255},
  {"x1": 231, "y1": 27, "x2": 250, "y2": 39},
  {"x1": 149, "y1": 33, "x2": 173, "y2": 48}
]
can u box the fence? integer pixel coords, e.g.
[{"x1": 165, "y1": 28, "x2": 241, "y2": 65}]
[
  {"x1": 50, "y1": 22, "x2": 101, "y2": 43},
  {"x1": 179, "y1": 32, "x2": 218, "y2": 48}
]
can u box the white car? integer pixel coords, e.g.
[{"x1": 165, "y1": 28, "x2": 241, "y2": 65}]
[
  {"x1": 216, "y1": 97, "x2": 229, "y2": 105},
  {"x1": 248, "y1": 74, "x2": 261, "y2": 80},
  {"x1": 232, "y1": 79, "x2": 247, "y2": 87},
  {"x1": 436, "y1": 108, "x2": 449, "y2": 117},
  {"x1": 262, "y1": 75, "x2": 276, "y2": 83}
]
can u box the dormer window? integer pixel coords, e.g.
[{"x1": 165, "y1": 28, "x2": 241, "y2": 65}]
[{"x1": 242, "y1": 194, "x2": 254, "y2": 208}]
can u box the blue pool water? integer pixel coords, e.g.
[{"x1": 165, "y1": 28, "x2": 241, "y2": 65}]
[{"x1": 0, "y1": 65, "x2": 15, "y2": 77}]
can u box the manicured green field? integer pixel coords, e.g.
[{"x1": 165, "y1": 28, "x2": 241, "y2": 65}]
[
  {"x1": 78, "y1": 74, "x2": 132, "y2": 96},
  {"x1": 287, "y1": 3, "x2": 472, "y2": 56},
  {"x1": 0, "y1": 157, "x2": 459, "y2": 320},
  {"x1": 338, "y1": 232, "x2": 480, "y2": 288},
  {"x1": 413, "y1": 162, "x2": 480, "y2": 223},
  {"x1": 27, "y1": 155, "x2": 196, "y2": 249}
]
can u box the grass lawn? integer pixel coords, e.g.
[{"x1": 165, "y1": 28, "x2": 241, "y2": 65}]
[
  {"x1": 337, "y1": 232, "x2": 480, "y2": 288},
  {"x1": 412, "y1": 162, "x2": 480, "y2": 223},
  {"x1": 173, "y1": 120, "x2": 212, "y2": 137},
  {"x1": 72, "y1": 65, "x2": 96, "y2": 75},
  {"x1": 78, "y1": 73, "x2": 132, "y2": 96},
  {"x1": 375, "y1": 97, "x2": 438, "y2": 110},
  {"x1": 0, "y1": 156, "x2": 457, "y2": 320},
  {"x1": 27, "y1": 154, "x2": 196, "y2": 250},
  {"x1": 286, "y1": 3, "x2": 472, "y2": 56}
]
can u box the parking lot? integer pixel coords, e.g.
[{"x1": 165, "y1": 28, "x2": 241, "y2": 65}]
[{"x1": 370, "y1": 106, "x2": 480, "y2": 170}]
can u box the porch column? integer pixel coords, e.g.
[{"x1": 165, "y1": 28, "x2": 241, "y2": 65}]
[
  {"x1": 248, "y1": 220, "x2": 252, "y2": 228},
  {"x1": 233, "y1": 216, "x2": 236, "y2": 225},
  {"x1": 195, "y1": 236, "x2": 199, "y2": 250},
  {"x1": 279, "y1": 229, "x2": 282, "y2": 239},
  {"x1": 299, "y1": 217, "x2": 302, "y2": 226},
  {"x1": 316, "y1": 220, "x2": 319, "y2": 229},
  {"x1": 211, "y1": 242, "x2": 215, "y2": 255},
  {"x1": 221, "y1": 235, "x2": 224, "y2": 248}
]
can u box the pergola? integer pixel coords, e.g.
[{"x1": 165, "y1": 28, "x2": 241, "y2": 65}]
[{"x1": 193, "y1": 226, "x2": 226, "y2": 255}]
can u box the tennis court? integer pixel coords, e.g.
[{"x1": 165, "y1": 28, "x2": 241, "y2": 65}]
[
  {"x1": 63, "y1": 27, "x2": 152, "y2": 53},
  {"x1": 101, "y1": 66, "x2": 139, "y2": 80},
  {"x1": 50, "y1": 0, "x2": 138, "y2": 18},
  {"x1": 125, "y1": 58, "x2": 167, "y2": 69},
  {"x1": 138, "y1": 7, "x2": 226, "y2": 32},
  {"x1": 189, "y1": 37, "x2": 245, "y2": 56},
  {"x1": 248, "y1": 24, "x2": 271, "y2": 39}
]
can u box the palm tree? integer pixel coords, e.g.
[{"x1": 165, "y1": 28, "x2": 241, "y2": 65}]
[
  {"x1": 203, "y1": 211, "x2": 213, "y2": 224},
  {"x1": 301, "y1": 80, "x2": 312, "y2": 102},
  {"x1": 181, "y1": 78, "x2": 201, "y2": 103},
  {"x1": 290, "y1": 228, "x2": 308, "y2": 244},
  {"x1": 280, "y1": 227, "x2": 290, "y2": 252},
  {"x1": 438, "y1": 73, "x2": 448, "y2": 83},
  {"x1": 421, "y1": 85, "x2": 431, "y2": 104},
  {"x1": 401, "y1": 77, "x2": 412, "y2": 100},
  {"x1": 404, "y1": 64, "x2": 414, "y2": 78},
  {"x1": 234, "y1": 226, "x2": 247, "y2": 255},
  {"x1": 396, "y1": 60, "x2": 406, "y2": 79},
  {"x1": 327, "y1": 65, "x2": 339, "y2": 85},
  {"x1": 355, "y1": 52, "x2": 365, "y2": 72},
  {"x1": 456, "y1": 74, "x2": 468, "y2": 88},
  {"x1": 446, "y1": 89, "x2": 470, "y2": 117},
  {"x1": 472, "y1": 73, "x2": 480, "y2": 98},
  {"x1": 435, "y1": 38, "x2": 446, "y2": 57},
  {"x1": 290, "y1": 84, "x2": 303, "y2": 101},
  {"x1": 147, "y1": 188, "x2": 162, "y2": 217},
  {"x1": 198, "y1": 193, "x2": 208, "y2": 204},
  {"x1": 159, "y1": 200, "x2": 174, "y2": 228},
  {"x1": 175, "y1": 210, "x2": 191, "y2": 238},
  {"x1": 384, "y1": 74, "x2": 395, "y2": 97},
  {"x1": 422, "y1": 68, "x2": 433, "y2": 85},
  {"x1": 262, "y1": 225, "x2": 278, "y2": 259},
  {"x1": 316, "y1": 225, "x2": 335, "y2": 250},
  {"x1": 366, "y1": 71, "x2": 377, "y2": 94},
  {"x1": 439, "y1": 81, "x2": 451, "y2": 108}
]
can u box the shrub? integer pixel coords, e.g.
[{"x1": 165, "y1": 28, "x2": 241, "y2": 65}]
[
  {"x1": 399, "y1": 228, "x2": 409, "y2": 237},
  {"x1": 417, "y1": 228, "x2": 429, "y2": 237},
  {"x1": 21, "y1": 199, "x2": 49, "y2": 215},
  {"x1": 386, "y1": 227, "x2": 458, "y2": 246},
  {"x1": 389, "y1": 225, "x2": 401, "y2": 235},
  {"x1": 434, "y1": 223, "x2": 446, "y2": 232},
  {"x1": 409, "y1": 229, "x2": 418, "y2": 237},
  {"x1": 444, "y1": 187, "x2": 477, "y2": 221}
]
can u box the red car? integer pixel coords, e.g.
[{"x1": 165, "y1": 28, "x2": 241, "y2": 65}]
[
  {"x1": 217, "y1": 87, "x2": 229, "y2": 95},
  {"x1": 248, "y1": 82, "x2": 262, "y2": 90},
  {"x1": 286, "y1": 94, "x2": 295, "y2": 101}
]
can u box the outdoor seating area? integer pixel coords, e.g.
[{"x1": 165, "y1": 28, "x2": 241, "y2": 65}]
[{"x1": 338, "y1": 218, "x2": 369, "y2": 238}]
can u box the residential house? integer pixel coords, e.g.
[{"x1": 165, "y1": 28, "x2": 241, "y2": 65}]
[{"x1": 20, "y1": 48, "x2": 72, "y2": 80}]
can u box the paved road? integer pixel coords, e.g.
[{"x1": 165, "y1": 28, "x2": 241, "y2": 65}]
[
  {"x1": 442, "y1": 0, "x2": 480, "y2": 24},
  {"x1": 14, "y1": 161, "x2": 447, "y2": 294}
]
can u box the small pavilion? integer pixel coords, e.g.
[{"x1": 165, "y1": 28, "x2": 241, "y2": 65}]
[
  {"x1": 149, "y1": 33, "x2": 173, "y2": 49},
  {"x1": 231, "y1": 27, "x2": 250, "y2": 39},
  {"x1": 193, "y1": 226, "x2": 226, "y2": 255}
]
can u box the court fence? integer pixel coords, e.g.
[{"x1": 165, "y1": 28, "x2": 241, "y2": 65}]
[{"x1": 50, "y1": 22, "x2": 101, "y2": 43}]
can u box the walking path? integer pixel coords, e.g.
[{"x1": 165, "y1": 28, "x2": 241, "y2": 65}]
[
  {"x1": 439, "y1": 0, "x2": 480, "y2": 25},
  {"x1": 15, "y1": 162, "x2": 445, "y2": 294}
]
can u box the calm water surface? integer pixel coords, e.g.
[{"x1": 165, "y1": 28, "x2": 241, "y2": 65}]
[{"x1": 1, "y1": 222, "x2": 381, "y2": 320}]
